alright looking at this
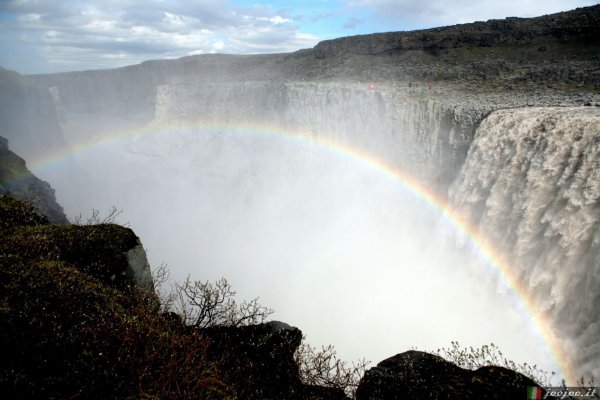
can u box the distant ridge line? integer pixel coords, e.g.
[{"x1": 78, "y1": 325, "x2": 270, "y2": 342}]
[{"x1": 312, "y1": 5, "x2": 600, "y2": 58}]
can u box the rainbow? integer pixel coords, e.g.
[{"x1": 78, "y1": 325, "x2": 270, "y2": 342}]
[{"x1": 16, "y1": 118, "x2": 576, "y2": 384}]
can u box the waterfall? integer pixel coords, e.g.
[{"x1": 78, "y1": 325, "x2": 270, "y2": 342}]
[
  {"x1": 449, "y1": 106, "x2": 600, "y2": 381},
  {"x1": 21, "y1": 68, "x2": 600, "y2": 381}
]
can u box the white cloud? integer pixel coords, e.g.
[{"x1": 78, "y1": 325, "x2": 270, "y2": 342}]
[
  {"x1": 0, "y1": 0, "x2": 322, "y2": 73},
  {"x1": 0, "y1": 0, "x2": 596, "y2": 73},
  {"x1": 212, "y1": 40, "x2": 225, "y2": 50},
  {"x1": 343, "y1": 17, "x2": 363, "y2": 29},
  {"x1": 17, "y1": 13, "x2": 41, "y2": 22},
  {"x1": 269, "y1": 15, "x2": 292, "y2": 24}
]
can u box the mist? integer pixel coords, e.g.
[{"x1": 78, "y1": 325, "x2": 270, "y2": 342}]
[{"x1": 36, "y1": 119, "x2": 559, "y2": 376}]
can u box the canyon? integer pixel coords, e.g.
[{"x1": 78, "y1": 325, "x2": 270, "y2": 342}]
[{"x1": 1, "y1": 4, "x2": 598, "y2": 385}]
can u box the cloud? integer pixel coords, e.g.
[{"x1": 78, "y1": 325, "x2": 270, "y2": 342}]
[
  {"x1": 343, "y1": 17, "x2": 363, "y2": 29},
  {"x1": 0, "y1": 0, "x2": 320, "y2": 73},
  {"x1": 0, "y1": 0, "x2": 595, "y2": 73}
]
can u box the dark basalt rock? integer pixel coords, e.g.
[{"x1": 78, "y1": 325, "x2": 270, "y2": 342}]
[
  {"x1": 201, "y1": 321, "x2": 303, "y2": 399},
  {"x1": 199, "y1": 321, "x2": 348, "y2": 399},
  {"x1": 304, "y1": 384, "x2": 348, "y2": 400},
  {"x1": 356, "y1": 350, "x2": 550, "y2": 400},
  {"x1": 1, "y1": 196, "x2": 346, "y2": 399},
  {"x1": 0, "y1": 194, "x2": 153, "y2": 293}
]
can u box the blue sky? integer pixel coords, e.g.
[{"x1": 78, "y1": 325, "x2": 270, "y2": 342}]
[{"x1": 0, "y1": 0, "x2": 597, "y2": 74}]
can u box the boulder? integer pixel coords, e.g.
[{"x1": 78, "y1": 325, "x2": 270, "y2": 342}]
[
  {"x1": 0, "y1": 195, "x2": 154, "y2": 294},
  {"x1": 356, "y1": 350, "x2": 550, "y2": 400},
  {"x1": 200, "y1": 321, "x2": 348, "y2": 399},
  {"x1": 125, "y1": 241, "x2": 154, "y2": 292},
  {"x1": 200, "y1": 321, "x2": 304, "y2": 399}
]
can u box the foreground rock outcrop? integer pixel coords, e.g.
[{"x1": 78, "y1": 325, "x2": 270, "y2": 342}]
[
  {"x1": 356, "y1": 351, "x2": 547, "y2": 400},
  {"x1": 0, "y1": 195, "x2": 152, "y2": 294},
  {"x1": 0, "y1": 195, "x2": 347, "y2": 399},
  {"x1": 0, "y1": 196, "x2": 182, "y2": 398},
  {"x1": 200, "y1": 321, "x2": 347, "y2": 400}
]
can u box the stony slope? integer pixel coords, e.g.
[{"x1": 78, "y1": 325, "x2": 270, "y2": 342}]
[{"x1": 0, "y1": 136, "x2": 68, "y2": 224}]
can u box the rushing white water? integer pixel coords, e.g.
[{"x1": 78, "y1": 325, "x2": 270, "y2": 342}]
[{"x1": 450, "y1": 107, "x2": 600, "y2": 381}]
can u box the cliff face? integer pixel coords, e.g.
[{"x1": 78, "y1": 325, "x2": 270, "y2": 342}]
[
  {"x1": 0, "y1": 67, "x2": 68, "y2": 164},
  {"x1": 313, "y1": 5, "x2": 600, "y2": 58},
  {"x1": 153, "y1": 78, "x2": 597, "y2": 193},
  {"x1": 0, "y1": 136, "x2": 68, "y2": 224},
  {"x1": 312, "y1": 5, "x2": 600, "y2": 85},
  {"x1": 28, "y1": 5, "x2": 600, "y2": 131},
  {"x1": 154, "y1": 80, "x2": 479, "y2": 190},
  {"x1": 30, "y1": 53, "x2": 295, "y2": 128}
]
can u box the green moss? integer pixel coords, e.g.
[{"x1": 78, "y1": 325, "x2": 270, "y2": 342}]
[{"x1": 2, "y1": 222, "x2": 143, "y2": 290}]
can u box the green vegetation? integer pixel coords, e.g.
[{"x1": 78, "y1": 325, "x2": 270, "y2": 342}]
[
  {"x1": 433, "y1": 341, "x2": 556, "y2": 386},
  {"x1": 295, "y1": 341, "x2": 369, "y2": 398},
  {"x1": 0, "y1": 195, "x2": 355, "y2": 398},
  {"x1": 0, "y1": 194, "x2": 49, "y2": 230},
  {"x1": 0, "y1": 195, "x2": 228, "y2": 398}
]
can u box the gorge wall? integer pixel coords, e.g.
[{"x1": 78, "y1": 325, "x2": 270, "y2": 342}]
[
  {"x1": 28, "y1": 71, "x2": 600, "y2": 381},
  {"x1": 153, "y1": 80, "x2": 483, "y2": 191},
  {"x1": 0, "y1": 67, "x2": 67, "y2": 164}
]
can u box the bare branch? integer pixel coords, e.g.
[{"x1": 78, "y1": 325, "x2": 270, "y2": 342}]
[
  {"x1": 296, "y1": 337, "x2": 370, "y2": 398},
  {"x1": 170, "y1": 276, "x2": 273, "y2": 328},
  {"x1": 72, "y1": 206, "x2": 127, "y2": 226}
]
